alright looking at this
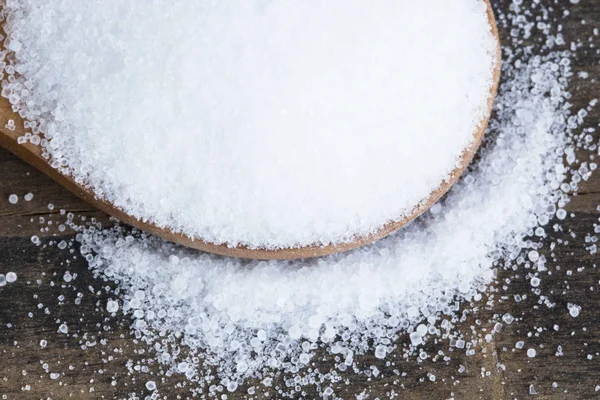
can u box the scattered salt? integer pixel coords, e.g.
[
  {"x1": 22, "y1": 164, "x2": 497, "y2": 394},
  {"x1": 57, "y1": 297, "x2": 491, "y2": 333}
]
[
  {"x1": 58, "y1": 323, "x2": 68, "y2": 334},
  {"x1": 516, "y1": 341, "x2": 525, "y2": 349},
  {"x1": 64, "y1": 47, "x2": 583, "y2": 388},
  {"x1": 568, "y1": 303, "x2": 581, "y2": 318},
  {"x1": 0, "y1": 0, "x2": 596, "y2": 396},
  {"x1": 375, "y1": 345, "x2": 387, "y2": 360},
  {"x1": 5, "y1": 272, "x2": 17, "y2": 283},
  {"x1": 106, "y1": 300, "x2": 119, "y2": 314}
]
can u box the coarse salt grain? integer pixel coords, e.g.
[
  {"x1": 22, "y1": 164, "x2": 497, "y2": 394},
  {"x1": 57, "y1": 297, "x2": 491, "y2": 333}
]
[
  {"x1": 58, "y1": 323, "x2": 68, "y2": 334},
  {"x1": 5, "y1": 272, "x2": 17, "y2": 283},
  {"x1": 1, "y1": 0, "x2": 497, "y2": 249},
  {"x1": 106, "y1": 300, "x2": 119, "y2": 313}
]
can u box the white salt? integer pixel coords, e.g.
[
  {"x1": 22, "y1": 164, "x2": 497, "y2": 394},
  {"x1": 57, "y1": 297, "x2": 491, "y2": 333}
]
[
  {"x1": 106, "y1": 300, "x2": 119, "y2": 313},
  {"x1": 410, "y1": 332, "x2": 424, "y2": 347},
  {"x1": 6, "y1": 1, "x2": 593, "y2": 396},
  {"x1": 374, "y1": 345, "x2": 387, "y2": 360},
  {"x1": 1, "y1": 0, "x2": 498, "y2": 249},
  {"x1": 516, "y1": 341, "x2": 525, "y2": 349},
  {"x1": 58, "y1": 323, "x2": 68, "y2": 334},
  {"x1": 71, "y1": 50, "x2": 581, "y2": 388},
  {"x1": 5, "y1": 272, "x2": 17, "y2": 283},
  {"x1": 568, "y1": 303, "x2": 581, "y2": 318},
  {"x1": 8, "y1": 194, "x2": 18, "y2": 204}
]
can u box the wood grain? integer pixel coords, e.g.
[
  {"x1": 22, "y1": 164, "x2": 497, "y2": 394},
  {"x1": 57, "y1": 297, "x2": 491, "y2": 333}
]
[
  {"x1": 0, "y1": 1, "x2": 599, "y2": 399},
  {"x1": 0, "y1": 1, "x2": 501, "y2": 260}
]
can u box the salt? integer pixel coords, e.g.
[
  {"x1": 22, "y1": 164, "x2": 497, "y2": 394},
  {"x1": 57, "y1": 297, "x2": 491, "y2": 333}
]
[
  {"x1": 1, "y1": 0, "x2": 498, "y2": 250},
  {"x1": 106, "y1": 300, "x2": 119, "y2": 313},
  {"x1": 2, "y1": 1, "x2": 594, "y2": 396},
  {"x1": 568, "y1": 303, "x2": 581, "y2": 317},
  {"x1": 374, "y1": 345, "x2": 387, "y2": 360},
  {"x1": 410, "y1": 332, "x2": 424, "y2": 347}
]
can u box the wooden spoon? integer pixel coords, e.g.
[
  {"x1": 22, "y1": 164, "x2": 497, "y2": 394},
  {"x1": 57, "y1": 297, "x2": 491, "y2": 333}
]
[{"x1": 0, "y1": 2, "x2": 501, "y2": 260}]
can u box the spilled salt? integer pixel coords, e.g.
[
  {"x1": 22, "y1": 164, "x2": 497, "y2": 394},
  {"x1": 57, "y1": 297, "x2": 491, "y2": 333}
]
[
  {"x1": 3, "y1": 0, "x2": 597, "y2": 397},
  {"x1": 73, "y1": 49, "x2": 580, "y2": 389},
  {"x1": 5, "y1": 272, "x2": 17, "y2": 283},
  {"x1": 1, "y1": 0, "x2": 497, "y2": 249}
]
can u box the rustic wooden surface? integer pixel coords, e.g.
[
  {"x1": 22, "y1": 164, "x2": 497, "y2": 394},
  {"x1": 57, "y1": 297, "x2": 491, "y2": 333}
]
[{"x1": 0, "y1": 1, "x2": 599, "y2": 399}]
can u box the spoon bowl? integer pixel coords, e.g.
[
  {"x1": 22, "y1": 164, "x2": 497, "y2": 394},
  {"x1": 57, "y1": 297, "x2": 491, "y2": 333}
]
[{"x1": 0, "y1": 1, "x2": 501, "y2": 260}]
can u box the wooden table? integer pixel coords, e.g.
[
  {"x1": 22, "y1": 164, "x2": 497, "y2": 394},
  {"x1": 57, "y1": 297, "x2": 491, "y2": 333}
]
[{"x1": 0, "y1": 1, "x2": 599, "y2": 398}]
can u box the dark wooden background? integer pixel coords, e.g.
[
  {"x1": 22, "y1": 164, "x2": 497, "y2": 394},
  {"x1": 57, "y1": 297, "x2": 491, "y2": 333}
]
[{"x1": 1, "y1": 1, "x2": 600, "y2": 399}]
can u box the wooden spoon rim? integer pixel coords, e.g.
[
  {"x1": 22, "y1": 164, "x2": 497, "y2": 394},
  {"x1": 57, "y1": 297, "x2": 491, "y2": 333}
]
[{"x1": 0, "y1": 1, "x2": 501, "y2": 260}]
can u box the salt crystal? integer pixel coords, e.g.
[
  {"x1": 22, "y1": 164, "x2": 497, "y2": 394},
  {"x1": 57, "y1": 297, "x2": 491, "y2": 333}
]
[
  {"x1": 410, "y1": 332, "x2": 424, "y2": 347},
  {"x1": 106, "y1": 300, "x2": 119, "y2": 313},
  {"x1": 502, "y1": 314, "x2": 514, "y2": 324},
  {"x1": 567, "y1": 303, "x2": 581, "y2": 318},
  {"x1": 528, "y1": 250, "x2": 540, "y2": 262},
  {"x1": 58, "y1": 323, "x2": 68, "y2": 334},
  {"x1": 5, "y1": 272, "x2": 17, "y2": 283},
  {"x1": 177, "y1": 362, "x2": 189, "y2": 373},
  {"x1": 529, "y1": 384, "x2": 537, "y2": 395},
  {"x1": 374, "y1": 345, "x2": 387, "y2": 360}
]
